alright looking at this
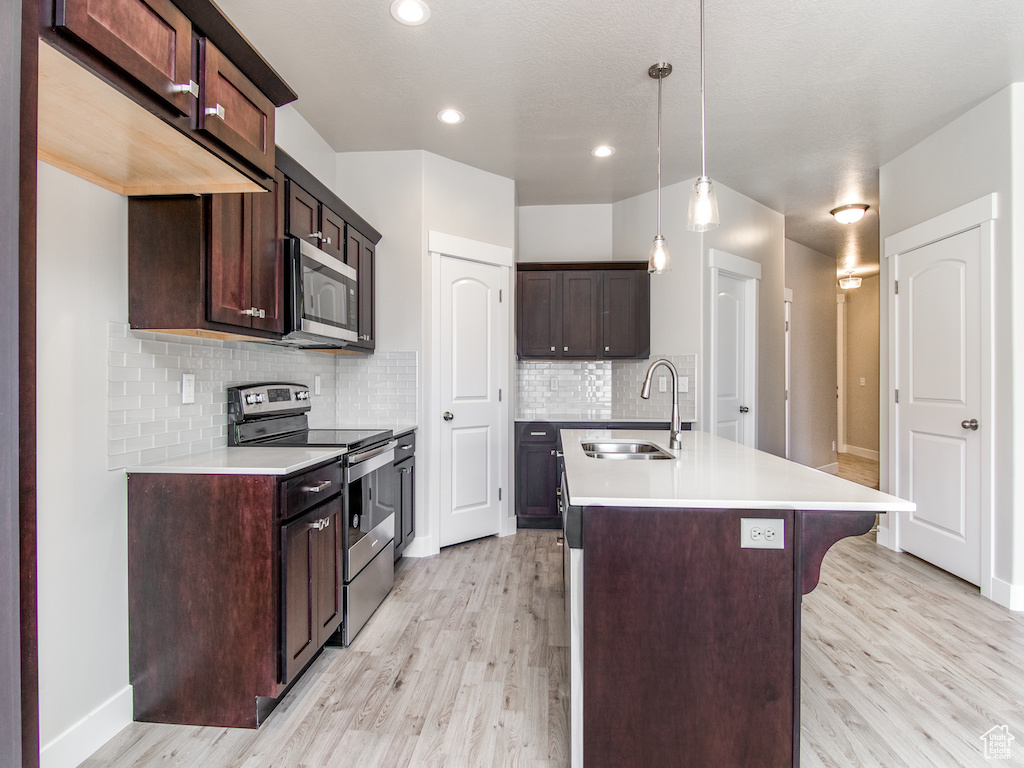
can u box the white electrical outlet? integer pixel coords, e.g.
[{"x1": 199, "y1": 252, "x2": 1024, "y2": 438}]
[
  {"x1": 860, "y1": 377, "x2": 866, "y2": 386},
  {"x1": 832, "y1": 440, "x2": 836, "y2": 452},
  {"x1": 314, "y1": 374, "x2": 321, "y2": 395},
  {"x1": 550, "y1": 377, "x2": 558, "y2": 391},
  {"x1": 741, "y1": 518, "x2": 785, "y2": 549},
  {"x1": 182, "y1": 373, "x2": 195, "y2": 404},
  {"x1": 679, "y1": 376, "x2": 689, "y2": 393},
  {"x1": 658, "y1": 376, "x2": 667, "y2": 393}
]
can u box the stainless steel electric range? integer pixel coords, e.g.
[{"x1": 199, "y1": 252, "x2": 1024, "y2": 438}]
[{"x1": 228, "y1": 382, "x2": 397, "y2": 646}]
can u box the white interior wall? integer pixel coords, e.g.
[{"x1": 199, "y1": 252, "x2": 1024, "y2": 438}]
[
  {"x1": 275, "y1": 104, "x2": 337, "y2": 190},
  {"x1": 878, "y1": 84, "x2": 1018, "y2": 599},
  {"x1": 517, "y1": 204, "x2": 613, "y2": 262},
  {"x1": 36, "y1": 163, "x2": 132, "y2": 768}
]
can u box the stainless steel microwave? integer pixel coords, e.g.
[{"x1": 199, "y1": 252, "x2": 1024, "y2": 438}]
[{"x1": 283, "y1": 237, "x2": 358, "y2": 347}]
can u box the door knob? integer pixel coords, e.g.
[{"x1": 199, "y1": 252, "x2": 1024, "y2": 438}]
[
  {"x1": 961, "y1": 419, "x2": 979, "y2": 431},
  {"x1": 739, "y1": 406, "x2": 750, "y2": 413},
  {"x1": 443, "y1": 411, "x2": 454, "y2": 421}
]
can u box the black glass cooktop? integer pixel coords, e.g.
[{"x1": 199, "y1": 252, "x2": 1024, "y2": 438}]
[{"x1": 261, "y1": 428, "x2": 393, "y2": 452}]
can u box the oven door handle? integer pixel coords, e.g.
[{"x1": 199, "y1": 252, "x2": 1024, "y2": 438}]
[{"x1": 346, "y1": 441, "x2": 398, "y2": 482}]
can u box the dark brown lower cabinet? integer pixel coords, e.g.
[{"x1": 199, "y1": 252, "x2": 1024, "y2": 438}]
[
  {"x1": 128, "y1": 459, "x2": 343, "y2": 729},
  {"x1": 393, "y1": 431, "x2": 416, "y2": 560}
]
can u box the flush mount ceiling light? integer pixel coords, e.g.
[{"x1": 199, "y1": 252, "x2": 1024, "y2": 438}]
[
  {"x1": 591, "y1": 145, "x2": 615, "y2": 158},
  {"x1": 686, "y1": 0, "x2": 720, "y2": 233},
  {"x1": 437, "y1": 108, "x2": 464, "y2": 125},
  {"x1": 648, "y1": 62, "x2": 672, "y2": 274},
  {"x1": 839, "y1": 271, "x2": 862, "y2": 290},
  {"x1": 390, "y1": 0, "x2": 430, "y2": 25},
  {"x1": 830, "y1": 203, "x2": 869, "y2": 224}
]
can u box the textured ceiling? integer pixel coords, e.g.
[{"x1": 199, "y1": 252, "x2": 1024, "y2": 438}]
[{"x1": 217, "y1": 0, "x2": 1024, "y2": 274}]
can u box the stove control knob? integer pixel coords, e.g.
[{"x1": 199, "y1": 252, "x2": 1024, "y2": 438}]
[
  {"x1": 296, "y1": 390, "x2": 310, "y2": 401},
  {"x1": 245, "y1": 393, "x2": 258, "y2": 405},
  {"x1": 255, "y1": 393, "x2": 266, "y2": 404}
]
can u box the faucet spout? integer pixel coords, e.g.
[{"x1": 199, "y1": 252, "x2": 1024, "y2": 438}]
[{"x1": 640, "y1": 358, "x2": 683, "y2": 448}]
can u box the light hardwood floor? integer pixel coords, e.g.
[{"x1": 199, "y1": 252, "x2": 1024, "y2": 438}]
[
  {"x1": 82, "y1": 529, "x2": 1024, "y2": 767},
  {"x1": 837, "y1": 453, "x2": 879, "y2": 489}
]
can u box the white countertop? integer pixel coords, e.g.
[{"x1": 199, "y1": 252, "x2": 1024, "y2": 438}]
[
  {"x1": 126, "y1": 446, "x2": 348, "y2": 476},
  {"x1": 515, "y1": 415, "x2": 695, "y2": 423},
  {"x1": 561, "y1": 428, "x2": 915, "y2": 512}
]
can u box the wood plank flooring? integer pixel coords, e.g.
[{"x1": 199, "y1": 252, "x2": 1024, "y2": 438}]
[
  {"x1": 837, "y1": 453, "x2": 879, "y2": 489},
  {"x1": 81, "y1": 529, "x2": 1024, "y2": 767}
]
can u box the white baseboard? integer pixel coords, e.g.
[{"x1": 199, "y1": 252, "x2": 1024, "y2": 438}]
[
  {"x1": 402, "y1": 534, "x2": 437, "y2": 558},
  {"x1": 989, "y1": 576, "x2": 1024, "y2": 611},
  {"x1": 874, "y1": 524, "x2": 898, "y2": 551},
  {"x1": 40, "y1": 685, "x2": 132, "y2": 768},
  {"x1": 499, "y1": 514, "x2": 517, "y2": 537},
  {"x1": 817, "y1": 462, "x2": 839, "y2": 475},
  {"x1": 843, "y1": 445, "x2": 880, "y2": 461}
]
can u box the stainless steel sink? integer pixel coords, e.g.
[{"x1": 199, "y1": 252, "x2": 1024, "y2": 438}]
[{"x1": 581, "y1": 441, "x2": 675, "y2": 460}]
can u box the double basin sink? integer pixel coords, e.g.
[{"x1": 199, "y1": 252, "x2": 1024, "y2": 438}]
[{"x1": 581, "y1": 441, "x2": 675, "y2": 461}]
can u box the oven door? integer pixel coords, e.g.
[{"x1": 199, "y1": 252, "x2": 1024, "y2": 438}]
[
  {"x1": 285, "y1": 237, "x2": 358, "y2": 345},
  {"x1": 346, "y1": 441, "x2": 397, "y2": 580}
]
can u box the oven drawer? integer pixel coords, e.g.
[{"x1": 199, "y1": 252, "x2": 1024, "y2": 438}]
[
  {"x1": 282, "y1": 461, "x2": 343, "y2": 519},
  {"x1": 347, "y1": 513, "x2": 395, "y2": 581},
  {"x1": 343, "y1": 540, "x2": 395, "y2": 645}
]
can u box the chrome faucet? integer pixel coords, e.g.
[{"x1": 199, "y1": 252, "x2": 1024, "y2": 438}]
[{"x1": 641, "y1": 358, "x2": 683, "y2": 448}]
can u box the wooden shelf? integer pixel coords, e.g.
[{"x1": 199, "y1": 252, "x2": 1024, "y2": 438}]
[{"x1": 37, "y1": 40, "x2": 264, "y2": 196}]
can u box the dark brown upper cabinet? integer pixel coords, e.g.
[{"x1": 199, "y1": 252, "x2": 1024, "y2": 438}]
[
  {"x1": 55, "y1": 0, "x2": 195, "y2": 116},
  {"x1": 285, "y1": 180, "x2": 346, "y2": 263},
  {"x1": 197, "y1": 38, "x2": 276, "y2": 178},
  {"x1": 128, "y1": 171, "x2": 285, "y2": 340},
  {"x1": 347, "y1": 228, "x2": 376, "y2": 352},
  {"x1": 516, "y1": 264, "x2": 650, "y2": 361}
]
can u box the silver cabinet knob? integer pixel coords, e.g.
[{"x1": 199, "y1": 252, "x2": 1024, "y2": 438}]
[
  {"x1": 205, "y1": 103, "x2": 225, "y2": 119},
  {"x1": 961, "y1": 419, "x2": 979, "y2": 431},
  {"x1": 171, "y1": 80, "x2": 199, "y2": 97},
  {"x1": 443, "y1": 411, "x2": 454, "y2": 421}
]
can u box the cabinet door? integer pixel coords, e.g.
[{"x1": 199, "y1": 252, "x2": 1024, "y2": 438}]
[
  {"x1": 207, "y1": 193, "x2": 252, "y2": 327},
  {"x1": 561, "y1": 271, "x2": 602, "y2": 358},
  {"x1": 249, "y1": 172, "x2": 285, "y2": 333},
  {"x1": 281, "y1": 510, "x2": 318, "y2": 685},
  {"x1": 516, "y1": 440, "x2": 559, "y2": 519},
  {"x1": 347, "y1": 229, "x2": 376, "y2": 351},
  {"x1": 394, "y1": 457, "x2": 415, "y2": 559},
  {"x1": 602, "y1": 271, "x2": 650, "y2": 358},
  {"x1": 314, "y1": 499, "x2": 343, "y2": 647},
  {"x1": 197, "y1": 38, "x2": 276, "y2": 177},
  {"x1": 286, "y1": 181, "x2": 320, "y2": 247},
  {"x1": 55, "y1": 0, "x2": 194, "y2": 115},
  {"x1": 517, "y1": 271, "x2": 561, "y2": 358},
  {"x1": 320, "y1": 206, "x2": 346, "y2": 263}
]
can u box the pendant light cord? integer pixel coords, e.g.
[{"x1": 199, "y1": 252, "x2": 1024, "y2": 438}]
[
  {"x1": 699, "y1": 0, "x2": 707, "y2": 179},
  {"x1": 657, "y1": 70, "x2": 663, "y2": 237}
]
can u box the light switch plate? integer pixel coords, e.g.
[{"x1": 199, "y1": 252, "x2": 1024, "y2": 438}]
[
  {"x1": 679, "y1": 376, "x2": 689, "y2": 393},
  {"x1": 314, "y1": 374, "x2": 321, "y2": 395},
  {"x1": 659, "y1": 376, "x2": 667, "y2": 392},
  {"x1": 182, "y1": 373, "x2": 195, "y2": 404},
  {"x1": 741, "y1": 518, "x2": 785, "y2": 549}
]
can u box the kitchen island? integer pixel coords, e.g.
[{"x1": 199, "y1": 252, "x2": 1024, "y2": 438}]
[{"x1": 559, "y1": 429, "x2": 914, "y2": 768}]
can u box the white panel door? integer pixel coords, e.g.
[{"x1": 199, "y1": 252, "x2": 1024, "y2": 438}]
[
  {"x1": 714, "y1": 272, "x2": 754, "y2": 445},
  {"x1": 896, "y1": 228, "x2": 981, "y2": 585},
  {"x1": 439, "y1": 256, "x2": 502, "y2": 547}
]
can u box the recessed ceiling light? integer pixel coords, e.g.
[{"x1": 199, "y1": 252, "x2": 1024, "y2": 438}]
[
  {"x1": 591, "y1": 145, "x2": 615, "y2": 158},
  {"x1": 830, "y1": 203, "x2": 869, "y2": 224},
  {"x1": 390, "y1": 0, "x2": 430, "y2": 26},
  {"x1": 437, "y1": 109, "x2": 464, "y2": 125}
]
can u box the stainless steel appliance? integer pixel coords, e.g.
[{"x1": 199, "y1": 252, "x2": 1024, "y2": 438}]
[
  {"x1": 228, "y1": 382, "x2": 396, "y2": 646},
  {"x1": 283, "y1": 237, "x2": 358, "y2": 348}
]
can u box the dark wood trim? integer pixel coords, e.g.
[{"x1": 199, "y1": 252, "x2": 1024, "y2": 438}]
[
  {"x1": 16, "y1": 0, "x2": 39, "y2": 764},
  {"x1": 276, "y1": 147, "x2": 382, "y2": 243},
  {"x1": 798, "y1": 510, "x2": 876, "y2": 594},
  {"x1": 516, "y1": 261, "x2": 648, "y2": 271}
]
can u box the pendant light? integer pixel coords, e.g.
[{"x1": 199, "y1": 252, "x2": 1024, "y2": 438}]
[
  {"x1": 687, "y1": 0, "x2": 719, "y2": 232},
  {"x1": 648, "y1": 62, "x2": 672, "y2": 274},
  {"x1": 839, "y1": 271, "x2": 862, "y2": 290}
]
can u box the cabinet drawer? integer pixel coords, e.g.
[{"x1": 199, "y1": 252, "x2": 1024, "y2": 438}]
[
  {"x1": 395, "y1": 432, "x2": 416, "y2": 456},
  {"x1": 520, "y1": 423, "x2": 556, "y2": 442},
  {"x1": 55, "y1": 0, "x2": 194, "y2": 116},
  {"x1": 197, "y1": 38, "x2": 276, "y2": 176},
  {"x1": 281, "y1": 462, "x2": 343, "y2": 518}
]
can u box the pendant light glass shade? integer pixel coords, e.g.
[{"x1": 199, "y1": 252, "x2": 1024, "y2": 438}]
[
  {"x1": 686, "y1": 0, "x2": 720, "y2": 233},
  {"x1": 839, "y1": 271, "x2": 862, "y2": 290},
  {"x1": 649, "y1": 235, "x2": 670, "y2": 274},
  {"x1": 648, "y1": 63, "x2": 672, "y2": 274},
  {"x1": 687, "y1": 176, "x2": 719, "y2": 232}
]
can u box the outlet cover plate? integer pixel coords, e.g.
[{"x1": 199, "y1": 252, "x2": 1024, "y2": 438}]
[{"x1": 741, "y1": 518, "x2": 785, "y2": 549}]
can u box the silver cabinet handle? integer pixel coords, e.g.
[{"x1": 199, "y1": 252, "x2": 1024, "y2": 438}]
[
  {"x1": 308, "y1": 517, "x2": 330, "y2": 531},
  {"x1": 400, "y1": 445, "x2": 413, "y2": 450},
  {"x1": 605, "y1": 346, "x2": 610, "y2": 352},
  {"x1": 302, "y1": 480, "x2": 333, "y2": 493},
  {"x1": 550, "y1": 450, "x2": 563, "y2": 457},
  {"x1": 324, "y1": 236, "x2": 331, "y2": 245},
  {"x1": 550, "y1": 346, "x2": 555, "y2": 352},
  {"x1": 242, "y1": 307, "x2": 266, "y2": 318},
  {"x1": 564, "y1": 346, "x2": 569, "y2": 352},
  {"x1": 739, "y1": 406, "x2": 750, "y2": 413},
  {"x1": 443, "y1": 411, "x2": 454, "y2": 421},
  {"x1": 171, "y1": 80, "x2": 199, "y2": 97},
  {"x1": 530, "y1": 431, "x2": 547, "y2": 436},
  {"x1": 205, "y1": 103, "x2": 225, "y2": 119},
  {"x1": 962, "y1": 419, "x2": 979, "y2": 431}
]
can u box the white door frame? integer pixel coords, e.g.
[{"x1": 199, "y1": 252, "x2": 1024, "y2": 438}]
[
  {"x1": 836, "y1": 294, "x2": 847, "y2": 453},
  {"x1": 706, "y1": 248, "x2": 760, "y2": 448},
  {"x1": 408, "y1": 231, "x2": 513, "y2": 558},
  {"x1": 784, "y1": 289, "x2": 793, "y2": 459},
  {"x1": 881, "y1": 194, "x2": 996, "y2": 601}
]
